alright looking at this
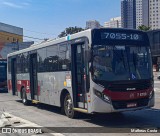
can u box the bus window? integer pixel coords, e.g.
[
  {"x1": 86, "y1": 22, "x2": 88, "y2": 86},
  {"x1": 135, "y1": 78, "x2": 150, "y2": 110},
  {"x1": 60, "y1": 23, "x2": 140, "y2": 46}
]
[
  {"x1": 59, "y1": 44, "x2": 71, "y2": 71},
  {"x1": 37, "y1": 48, "x2": 47, "y2": 72},
  {"x1": 46, "y1": 45, "x2": 58, "y2": 72}
]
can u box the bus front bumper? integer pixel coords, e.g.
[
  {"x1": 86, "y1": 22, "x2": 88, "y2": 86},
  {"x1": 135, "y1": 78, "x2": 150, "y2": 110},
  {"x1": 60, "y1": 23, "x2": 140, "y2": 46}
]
[{"x1": 91, "y1": 93, "x2": 154, "y2": 113}]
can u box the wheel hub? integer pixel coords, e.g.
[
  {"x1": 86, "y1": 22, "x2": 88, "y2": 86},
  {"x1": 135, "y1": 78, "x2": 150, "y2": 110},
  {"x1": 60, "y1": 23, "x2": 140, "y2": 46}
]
[{"x1": 67, "y1": 99, "x2": 72, "y2": 110}]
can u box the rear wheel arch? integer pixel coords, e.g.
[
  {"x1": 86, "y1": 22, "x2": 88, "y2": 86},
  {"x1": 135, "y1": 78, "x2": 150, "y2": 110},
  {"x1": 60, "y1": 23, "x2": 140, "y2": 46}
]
[{"x1": 60, "y1": 89, "x2": 70, "y2": 108}]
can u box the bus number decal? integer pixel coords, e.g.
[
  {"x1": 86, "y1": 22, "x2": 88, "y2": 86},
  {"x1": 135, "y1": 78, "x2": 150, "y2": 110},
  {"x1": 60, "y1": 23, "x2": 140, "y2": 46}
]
[{"x1": 101, "y1": 32, "x2": 142, "y2": 41}]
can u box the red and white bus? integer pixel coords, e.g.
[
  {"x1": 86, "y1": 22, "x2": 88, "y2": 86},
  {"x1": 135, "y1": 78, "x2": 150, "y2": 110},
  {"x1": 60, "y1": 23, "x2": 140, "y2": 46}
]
[{"x1": 7, "y1": 28, "x2": 154, "y2": 118}]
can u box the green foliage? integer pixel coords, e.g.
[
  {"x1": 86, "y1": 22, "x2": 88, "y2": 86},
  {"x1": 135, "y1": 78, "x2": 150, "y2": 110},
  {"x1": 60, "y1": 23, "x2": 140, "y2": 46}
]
[
  {"x1": 138, "y1": 25, "x2": 151, "y2": 31},
  {"x1": 58, "y1": 26, "x2": 84, "y2": 38}
]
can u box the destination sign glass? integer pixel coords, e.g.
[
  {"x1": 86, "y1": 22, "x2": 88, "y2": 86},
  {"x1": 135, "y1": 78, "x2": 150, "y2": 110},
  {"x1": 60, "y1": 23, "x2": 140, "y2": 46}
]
[{"x1": 101, "y1": 32, "x2": 143, "y2": 41}]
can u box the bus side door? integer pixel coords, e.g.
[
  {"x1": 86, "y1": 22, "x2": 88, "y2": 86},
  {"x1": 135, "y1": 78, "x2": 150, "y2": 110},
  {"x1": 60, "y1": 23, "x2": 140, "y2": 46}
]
[
  {"x1": 11, "y1": 58, "x2": 17, "y2": 95},
  {"x1": 71, "y1": 41, "x2": 89, "y2": 109},
  {"x1": 29, "y1": 53, "x2": 38, "y2": 100}
]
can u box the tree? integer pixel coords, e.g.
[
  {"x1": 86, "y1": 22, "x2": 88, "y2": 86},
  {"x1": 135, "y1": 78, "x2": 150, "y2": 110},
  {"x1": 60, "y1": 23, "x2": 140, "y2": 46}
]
[
  {"x1": 58, "y1": 26, "x2": 84, "y2": 38},
  {"x1": 138, "y1": 25, "x2": 151, "y2": 31}
]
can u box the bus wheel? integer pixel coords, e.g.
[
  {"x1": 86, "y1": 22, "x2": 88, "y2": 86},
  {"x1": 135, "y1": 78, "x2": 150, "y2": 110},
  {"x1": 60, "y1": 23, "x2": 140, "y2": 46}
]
[
  {"x1": 22, "y1": 88, "x2": 28, "y2": 105},
  {"x1": 64, "y1": 93, "x2": 77, "y2": 118}
]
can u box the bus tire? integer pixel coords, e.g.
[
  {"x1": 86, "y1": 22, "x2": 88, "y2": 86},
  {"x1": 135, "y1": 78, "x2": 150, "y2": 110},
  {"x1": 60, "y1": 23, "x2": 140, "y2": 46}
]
[
  {"x1": 22, "y1": 88, "x2": 28, "y2": 105},
  {"x1": 64, "y1": 93, "x2": 77, "y2": 118}
]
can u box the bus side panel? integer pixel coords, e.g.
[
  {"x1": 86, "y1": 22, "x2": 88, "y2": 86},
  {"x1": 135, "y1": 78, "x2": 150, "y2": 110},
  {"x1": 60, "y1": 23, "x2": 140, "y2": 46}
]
[
  {"x1": 38, "y1": 71, "x2": 73, "y2": 107},
  {"x1": 7, "y1": 74, "x2": 12, "y2": 94},
  {"x1": 90, "y1": 79, "x2": 112, "y2": 113},
  {"x1": 17, "y1": 73, "x2": 31, "y2": 99}
]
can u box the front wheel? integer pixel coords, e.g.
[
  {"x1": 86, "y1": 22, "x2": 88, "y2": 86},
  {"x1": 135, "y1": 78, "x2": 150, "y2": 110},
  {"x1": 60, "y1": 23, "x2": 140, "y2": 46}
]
[
  {"x1": 64, "y1": 93, "x2": 77, "y2": 118},
  {"x1": 22, "y1": 88, "x2": 29, "y2": 105}
]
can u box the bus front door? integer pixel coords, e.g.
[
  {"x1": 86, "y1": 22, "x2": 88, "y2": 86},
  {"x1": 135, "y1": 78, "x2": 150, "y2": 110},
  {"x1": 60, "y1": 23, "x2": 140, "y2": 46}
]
[
  {"x1": 72, "y1": 43, "x2": 87, "y2": 109},
  {"x1": 29, "y1": 53, "x2": 38, "y2": 101},
  {"x1": 11, "y1": 58, "x2": 17, "y2": 95}
]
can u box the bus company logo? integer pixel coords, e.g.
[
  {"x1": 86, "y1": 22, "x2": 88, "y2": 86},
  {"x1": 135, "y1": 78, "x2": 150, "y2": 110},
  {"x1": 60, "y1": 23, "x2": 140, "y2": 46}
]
[
  {"x1": 126, "y1": 88, "x2": 136, "y2": 91},
  {"x1": 2, "y1": 128, "x2": 11, "y2": 133}
]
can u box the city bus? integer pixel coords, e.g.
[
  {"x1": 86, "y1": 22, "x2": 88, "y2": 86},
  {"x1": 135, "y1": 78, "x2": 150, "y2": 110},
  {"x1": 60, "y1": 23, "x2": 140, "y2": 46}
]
[
  {"x1": 7, "y1": 28, "x2": 154, "y2": 118},
  {"x1": 0, "y1": 59, "x2": 7, "y2": 92}
]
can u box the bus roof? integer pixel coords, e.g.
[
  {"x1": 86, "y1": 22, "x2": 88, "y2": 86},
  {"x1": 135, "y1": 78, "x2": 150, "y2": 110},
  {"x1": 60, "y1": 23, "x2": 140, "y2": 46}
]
[
  {"x1": 7, "y1": 28, "x2": 145, "y2": 57},
  {"x1": 7, "y1": 29, "x2": 92, "y2": 57}
]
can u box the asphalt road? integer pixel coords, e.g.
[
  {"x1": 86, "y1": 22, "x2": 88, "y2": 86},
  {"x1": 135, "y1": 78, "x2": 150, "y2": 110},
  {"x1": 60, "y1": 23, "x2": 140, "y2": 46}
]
[{"x1": 0, "y1": 74, "x2": 160, "y2": 136}]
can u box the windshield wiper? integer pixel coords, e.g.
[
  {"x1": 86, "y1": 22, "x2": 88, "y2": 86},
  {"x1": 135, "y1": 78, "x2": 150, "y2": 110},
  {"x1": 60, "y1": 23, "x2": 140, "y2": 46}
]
[
  {"x1": 125, "y1": 48, "x2": 131, "y2": 75},
  {"x1": 121, "y1": 50, "x2": 126, "y2": 69},
  {"x1": 113, "y1": 46, "x2": 126, "y2": 70},
  {"x1": 132, "y1": 52, "x2": 137, "y2": 70}
]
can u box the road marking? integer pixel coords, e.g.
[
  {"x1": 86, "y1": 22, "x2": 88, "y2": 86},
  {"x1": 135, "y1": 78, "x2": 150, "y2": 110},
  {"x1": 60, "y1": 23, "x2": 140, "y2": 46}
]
[
  {"x1": 1, "y1": 112, "x2": 65, "y2": 136},
  {"x1": 154, "y1": 81, "x2": 160, "y2": 83}
]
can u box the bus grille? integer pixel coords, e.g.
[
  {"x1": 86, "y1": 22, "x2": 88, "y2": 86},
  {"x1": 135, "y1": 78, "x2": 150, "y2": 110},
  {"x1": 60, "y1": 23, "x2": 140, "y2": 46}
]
[
  {"x1": 112, "y1": 98, "x2": 149, "y2": 110},
  {"x1": 108, "y1": 81, "x2": 152, "y2": 92}
]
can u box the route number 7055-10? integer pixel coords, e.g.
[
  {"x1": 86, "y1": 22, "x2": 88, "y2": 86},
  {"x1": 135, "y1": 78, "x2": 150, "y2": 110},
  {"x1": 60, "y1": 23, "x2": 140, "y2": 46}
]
[{"x1": 102, "y1": 32, "x2": 140, "y2": 40}]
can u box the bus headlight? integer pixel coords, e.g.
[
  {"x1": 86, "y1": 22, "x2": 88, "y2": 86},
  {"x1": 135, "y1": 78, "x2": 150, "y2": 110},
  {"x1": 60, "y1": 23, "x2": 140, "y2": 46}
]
[
  {"x1": 103, "y1": 94, "x2": 110, "y2": 102},
  {"x1": 94, "y1": 89, "x2": 103, "y2": 98},
  {"x1": 94, "y1": 88, "x2": 110, "y2": 103}
]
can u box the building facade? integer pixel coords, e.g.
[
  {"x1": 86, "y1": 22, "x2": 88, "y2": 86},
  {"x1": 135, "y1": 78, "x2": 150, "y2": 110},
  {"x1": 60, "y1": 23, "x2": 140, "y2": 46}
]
[
  {"x1": 136, "y1": 0, "x2": 150, "y2": 28},
  {"x1": 122, "y1": 0, "x2": 160, "y2": 29},
  {"x1": 0, "y1": 42, "x2": 34, "y2": 59},
  {"x1": 104, "y1": 17, "x2": 121, "y2": 28},
  {"x1": 142, "y1": 0, "x2": 149, "y2": 27},
  {"x1": 136, "y1": 0, "x2": 143, "y2": 28},
  {"x1": 149, "y1": 0, "x2": 160, "y2": 30},
  {"x1": 0, "y1": 22, "x2": 23, "y2": 43},
  {"x1": 121, "y1": 0, "x2": 136, "y2": 29},
  {"x1": 136, "y1": 0, "x2": 160, "y2": 30},
  {"x1": 86, "y1": 20, "x2": 101, "y2": 29},
  {"x1": 0, "y1": 22, "x2": 23, "y2": 57},
  {"x1": 137, "y1": 0, "x2": 160, "y2": 29}
]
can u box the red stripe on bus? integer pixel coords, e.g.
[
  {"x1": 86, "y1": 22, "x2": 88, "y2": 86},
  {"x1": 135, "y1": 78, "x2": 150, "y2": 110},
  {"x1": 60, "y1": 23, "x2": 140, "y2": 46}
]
[
  {"x1": 9, "y1": 79, "x2": 41, "y2": 95},
  {"x1": 16, "y1": 80, "x2": 41, "y2": 95},
  {"x1": 103, "y1": 88, "x2": 153, "y2": 101}
]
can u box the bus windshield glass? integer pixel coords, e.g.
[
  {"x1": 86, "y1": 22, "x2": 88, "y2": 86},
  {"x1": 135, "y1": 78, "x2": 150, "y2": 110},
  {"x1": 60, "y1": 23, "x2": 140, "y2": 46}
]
[{"x1": 92, "y1": 44, "x2": 152, "y2": 82}]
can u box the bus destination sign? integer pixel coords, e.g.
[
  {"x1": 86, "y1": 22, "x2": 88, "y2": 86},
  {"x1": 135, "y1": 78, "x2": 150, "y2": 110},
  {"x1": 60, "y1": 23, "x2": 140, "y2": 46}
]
[{"x1": 101, "y1": 32, "x2": 143, "y2": 41}]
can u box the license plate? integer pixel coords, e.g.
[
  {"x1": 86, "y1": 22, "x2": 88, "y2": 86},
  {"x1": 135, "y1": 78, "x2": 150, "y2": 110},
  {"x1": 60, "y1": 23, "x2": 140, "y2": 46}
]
[{"x1": 127, "y1": 103, "x2": 137, "y2": 108}]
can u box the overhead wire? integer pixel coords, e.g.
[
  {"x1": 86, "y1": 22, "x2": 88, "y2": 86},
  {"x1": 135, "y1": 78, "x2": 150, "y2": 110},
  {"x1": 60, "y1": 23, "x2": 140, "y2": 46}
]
[{"x1": 23, "y1": 29, "x2": 56, "y2": 36}]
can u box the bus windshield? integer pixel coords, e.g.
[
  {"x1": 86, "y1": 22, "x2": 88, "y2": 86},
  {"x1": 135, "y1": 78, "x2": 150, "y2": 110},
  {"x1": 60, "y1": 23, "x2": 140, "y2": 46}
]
[{"x1": 92, "y1": 44, "x2": 152, "y2": 82}]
